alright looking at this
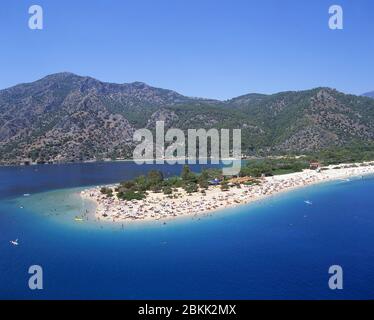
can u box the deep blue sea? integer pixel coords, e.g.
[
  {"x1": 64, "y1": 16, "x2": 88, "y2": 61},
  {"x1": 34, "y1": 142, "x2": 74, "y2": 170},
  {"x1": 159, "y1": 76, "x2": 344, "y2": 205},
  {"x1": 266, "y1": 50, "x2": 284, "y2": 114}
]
[{"x1": 0, "y1": 161, "x2": 373, "y2": 300}]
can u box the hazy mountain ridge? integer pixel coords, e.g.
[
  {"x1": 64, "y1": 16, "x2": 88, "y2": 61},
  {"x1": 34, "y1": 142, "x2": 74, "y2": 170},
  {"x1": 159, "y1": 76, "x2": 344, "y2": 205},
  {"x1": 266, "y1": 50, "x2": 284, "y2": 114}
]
[
  {"x1": 363, "y1": 91, "x2": 374, "y2": 98},
  {"x1": 0, "y1": 73, "x2": 373, "y2": 164}
]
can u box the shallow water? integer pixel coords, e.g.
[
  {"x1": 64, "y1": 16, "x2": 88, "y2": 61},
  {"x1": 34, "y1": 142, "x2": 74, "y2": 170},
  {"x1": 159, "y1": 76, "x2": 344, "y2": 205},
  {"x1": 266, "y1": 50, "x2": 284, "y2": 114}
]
[{"x1": 0, "y1": 162, "x2": 373, "y2": 299}]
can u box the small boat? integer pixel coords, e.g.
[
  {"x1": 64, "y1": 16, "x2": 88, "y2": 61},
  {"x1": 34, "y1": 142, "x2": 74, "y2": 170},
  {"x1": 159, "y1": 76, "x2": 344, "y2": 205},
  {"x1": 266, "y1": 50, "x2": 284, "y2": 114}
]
[
  {"x1": 23, "y1": 194, "x2": 31, "y2": 197},
  {"x1": 74, "y1": 217, "x2": 84, "y2": 222},
  {"x1": 10, "y1": 239, "x2": 19, "y2": 246},
  {"x1": 304, "y1": 200, "x2": 313, "y2": 205}
]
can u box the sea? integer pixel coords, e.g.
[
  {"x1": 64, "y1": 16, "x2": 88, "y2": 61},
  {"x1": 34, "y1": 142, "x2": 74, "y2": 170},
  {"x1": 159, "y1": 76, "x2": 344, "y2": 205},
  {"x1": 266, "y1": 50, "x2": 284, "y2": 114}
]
[{"x1": 0, "y1": 161, "x2": 373, "y2": 299}]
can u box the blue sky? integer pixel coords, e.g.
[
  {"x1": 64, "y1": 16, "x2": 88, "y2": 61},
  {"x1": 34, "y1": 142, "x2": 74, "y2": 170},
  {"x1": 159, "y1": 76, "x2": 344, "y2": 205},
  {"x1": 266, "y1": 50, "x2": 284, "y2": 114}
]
[{"x1": 0, "y1": 0, "x2": 373, "y2": 100}]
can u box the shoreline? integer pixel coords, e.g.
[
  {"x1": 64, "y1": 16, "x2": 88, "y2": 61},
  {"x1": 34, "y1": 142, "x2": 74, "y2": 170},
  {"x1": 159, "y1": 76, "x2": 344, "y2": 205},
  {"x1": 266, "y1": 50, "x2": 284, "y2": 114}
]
[
  {"x1": 0, "y1": 157, "x2": 240, "y2": 168},
  {"x1": 80, "y1": 161, "x2": 374, "y2": 224}
]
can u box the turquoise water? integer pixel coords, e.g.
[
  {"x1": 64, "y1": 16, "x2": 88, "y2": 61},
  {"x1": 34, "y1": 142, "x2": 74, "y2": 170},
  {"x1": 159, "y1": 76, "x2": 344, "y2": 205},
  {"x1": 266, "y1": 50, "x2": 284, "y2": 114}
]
[{"x1": 0, "y1": 162, "x2": 374, "y2": 299}]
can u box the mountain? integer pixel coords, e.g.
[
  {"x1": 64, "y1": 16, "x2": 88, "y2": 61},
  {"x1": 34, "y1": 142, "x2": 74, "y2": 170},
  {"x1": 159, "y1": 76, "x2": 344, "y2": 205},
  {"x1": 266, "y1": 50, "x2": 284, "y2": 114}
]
[
  {"x1": 0, "y1": 72, "x2": 374, "y2": 165},
  {"x1": 226, "y1": 88, "x2": 374, "y2": 152},
  {"x1": 363, "y1": 91, "x2": 374, "y2": 99},
  {"x1": 0, "y1": 73, "x2": 220, "y2": 164}
]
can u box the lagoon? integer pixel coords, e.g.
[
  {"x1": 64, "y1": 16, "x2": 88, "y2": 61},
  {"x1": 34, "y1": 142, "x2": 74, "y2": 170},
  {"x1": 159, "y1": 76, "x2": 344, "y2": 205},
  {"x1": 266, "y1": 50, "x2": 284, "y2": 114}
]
[{"x1": 0, "y1": 161, "x2": 374, "y2": 299}]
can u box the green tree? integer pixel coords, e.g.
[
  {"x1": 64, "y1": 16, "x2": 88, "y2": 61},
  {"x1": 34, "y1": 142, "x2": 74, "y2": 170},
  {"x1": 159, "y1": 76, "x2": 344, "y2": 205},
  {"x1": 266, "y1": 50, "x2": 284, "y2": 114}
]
[
  {"x1": 166, "y1": 176, "x2": 183, "y2": 187},
  {"x1": 100, "y1": 187, "x2": 113, "y2": 197},
  {"x1": 134, "y1": 175, "x2": 149, "y2": 191},
  {"x1": 120, "y1": 180, "x2": 136, "y2": 189},
  {"x1": 162, "y1": 186, "x2": 173, "y2": 195},
  {"x1": 118, "y1": 191, "x2": 145, "y2": 201},
  {"x1": 184, "y1": 182, "x2": 198, "y2": 194},
  {"x1": 220, "y1": 181, "x2": 229, "y2": 191},
  {"x1": 147, "y1": 170, "x2": 164, "y2": 186},
  {"x1": 198, "y1": 179, "x2": 209, "y2": 189},
  {"x1": 181, "y1": 165, "x2": 197, "y2": 182}
]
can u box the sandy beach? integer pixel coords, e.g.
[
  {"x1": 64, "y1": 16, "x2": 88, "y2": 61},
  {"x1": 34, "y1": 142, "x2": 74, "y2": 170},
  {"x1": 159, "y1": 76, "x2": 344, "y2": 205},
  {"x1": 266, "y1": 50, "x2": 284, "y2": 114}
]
[{"x1": 80, "y1": 161, "x2": 374, "y2": 224}]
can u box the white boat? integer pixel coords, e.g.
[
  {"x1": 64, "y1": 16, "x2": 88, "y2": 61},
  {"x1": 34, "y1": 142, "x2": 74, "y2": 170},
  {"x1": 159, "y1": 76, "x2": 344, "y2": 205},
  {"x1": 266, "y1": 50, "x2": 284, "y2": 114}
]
[
  {"x1": 10, "y1": 239, "x2": 19, "y2": 246},
  {"x1": 23, "y1": 193, "x2": 31, "y2": 197},
  {"x1": 304, "y1": 200, "x2": 313, "y2": 205}
]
